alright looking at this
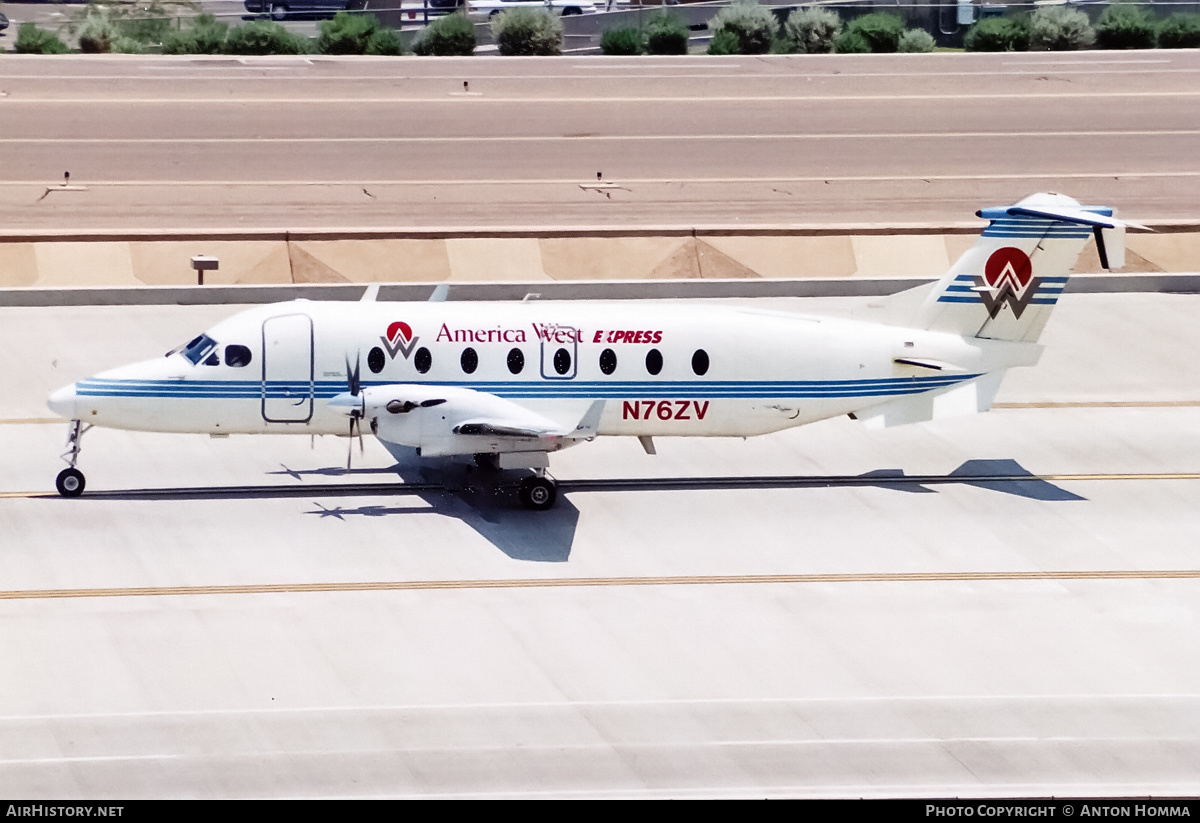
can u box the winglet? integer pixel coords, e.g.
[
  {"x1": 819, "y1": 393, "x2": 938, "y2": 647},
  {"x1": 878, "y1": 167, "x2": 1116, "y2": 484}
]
[
  {"x1": 573, "y1": 400, "x2": 605, "y2": 439},
  {"x1": 429, "y1": 283, "x2": 449, "y2": 303},
  {"x1": 360, "y1": 284, "x2": 380, "y2": 303}
]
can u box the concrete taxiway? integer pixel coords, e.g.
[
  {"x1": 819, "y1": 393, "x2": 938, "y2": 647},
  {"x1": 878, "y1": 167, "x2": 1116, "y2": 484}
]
[{"x1": 1, "y1": 290, "x2": 1198, "y2": 796}]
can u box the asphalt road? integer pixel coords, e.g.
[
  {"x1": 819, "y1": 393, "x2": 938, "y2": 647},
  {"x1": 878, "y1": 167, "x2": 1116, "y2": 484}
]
[{"x1": 1, "y1": 49, "x2": 1198, "y2": 231}]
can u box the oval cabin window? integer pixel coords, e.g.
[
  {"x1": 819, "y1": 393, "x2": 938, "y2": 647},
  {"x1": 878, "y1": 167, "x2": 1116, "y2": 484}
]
[
  {"x1": 691, "y1": 349, "x2": 709, "y2": 376},
  {"x1": 414, "y1": 347, "x2": 432, "y2": 375},
  {"x1": 367, "y1": 347, "x2": 385, "y2": 374},
  {"x1": 599, "y1": 348, "x2": 617, "y2": 375},
  {"x1": 460, "y1": 347, "x2": 478, "y2": 374},
  {"x1": 645, "y1": 348, "x2": 663, "y2": 376},
  {"x1": 507, "y1": 348, "x2": 525, "y2": 375}
]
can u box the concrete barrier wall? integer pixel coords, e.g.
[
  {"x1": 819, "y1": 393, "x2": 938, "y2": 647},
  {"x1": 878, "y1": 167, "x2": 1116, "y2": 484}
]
[{"x1": 2, "y1": 229, "x2": 1197, "y2": 291}]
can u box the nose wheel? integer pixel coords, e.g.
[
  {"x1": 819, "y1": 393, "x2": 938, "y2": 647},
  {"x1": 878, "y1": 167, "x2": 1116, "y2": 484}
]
[
  {"x1": 56, "y1": 467, "x2": 85, "y2": 497},
  {"x1": 56, "y1": 420, "x2": 90, "y2": 498}
]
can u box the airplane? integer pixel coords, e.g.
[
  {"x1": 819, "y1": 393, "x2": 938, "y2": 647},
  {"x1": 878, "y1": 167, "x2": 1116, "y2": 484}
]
[{"x1": 46, "y1": 193, "x2": 1140, "y2": 510}]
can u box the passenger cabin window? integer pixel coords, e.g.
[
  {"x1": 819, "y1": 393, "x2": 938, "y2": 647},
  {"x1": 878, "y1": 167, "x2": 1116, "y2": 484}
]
[
  {"x1": 414, "y1": 347, "x2": 432, "y2": 375},
  {"x1": 461, "y1": 347, "x2": 478, "y2": 374},
  {"x1": 553, "y1": 348, "x2": 572, "y2": 376},
  {"x1": 645, "y1": 348, "x2": 663, "y2": 376},
  {"x1": 599, "y1": 348, "x2": 617, "y2": 375},
  {"x1": 367, "y1": 347, "x2": 385, "y2": 374},
  {"x1": 226, "y1": 345, "x2": 252, "y2": 368},
  {"x1": 178, "y1": 334, "x2": 217, "y2": 366},
  {"x1": 691, "y1": 349, "x2": 709, "y2": 376},
  {"x1": 507, "y1": 348, "x2": 525, "y2": 375}
]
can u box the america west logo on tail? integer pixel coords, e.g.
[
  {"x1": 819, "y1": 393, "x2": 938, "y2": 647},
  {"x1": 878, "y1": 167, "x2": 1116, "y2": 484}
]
[{"x1": 939, "y1": 247, "x2": 1067, "y2": 319}]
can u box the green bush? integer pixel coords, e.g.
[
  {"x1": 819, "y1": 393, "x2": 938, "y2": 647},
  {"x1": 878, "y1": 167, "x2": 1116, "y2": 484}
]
[
  {"x1": 897, "y1": 28, "x2": 935, "y2": 53},
  {"x1": 492, "y1": 7, "x2": 562, "y2": 56},
  {"x1": 601, "y1": 26, "x2": 644, "y2": 55},
  {"x1": 708, "y1": 1, "x2": 777, "y2": 55},
  {"x1": 78, "y1": 13, "x2": 120, "y2": 53},
  {"x1": 833, "y1": 28, "x2": 870, "y2": 53},
  {"x1": 15, "y1": 22, "x2": 70, "y2": 54},
  {"x1": 844, "y1": 12, "x2": 905, "y2": 53},
  {"x1": 366, "y1": 27, "x2": 403, "y2": 56},
  {"x1": 1029, "y1": 6, "x2": 1095, "y2": 51},
  {"x1": 318, "y1": 12, "x2": 399, "y2": 55},
  {"x1": 1095, "y1": 3, "x2": 1156, "y2": 49},
  {"x1": 645, "y1": 12, "x2": 689, "y2": 55},
  {"x1": 412, "y1": 12, "x2": 476, "y2": 56},
  {"x1": 223, "y1": 20, "x2": 312, "y2": 55},
  {"x1": 964, "y1": 16, "x2": 1028, "y2": 51},
  {"x1": 161, "y1": 15, "x2": 230, "y2": 55},
  {"x1": 782, "y1": 6, "x2": 841, "y2": 54},
  {"x1": 1157, "y1": 13, "x2": 1200, "y2": 49}
]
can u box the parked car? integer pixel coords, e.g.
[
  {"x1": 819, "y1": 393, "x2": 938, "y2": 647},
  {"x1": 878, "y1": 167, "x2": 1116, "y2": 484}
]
[
  {"x1": 467, "y1": 0, "x2": 601, "y2": 18},
  {"x1": 0, "y1": 12, "x2": 9, "y2": 34},
  {"x1": 243, "y1": 0, "x2": 354, "y2": 21}
]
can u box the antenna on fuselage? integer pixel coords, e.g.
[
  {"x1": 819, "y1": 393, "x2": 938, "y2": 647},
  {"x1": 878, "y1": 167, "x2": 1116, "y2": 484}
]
[
  {"x1": 429, "y1": 283, "x2": 449, "y2": 302},
  {"x1": 360, "y1": 284, "x2": 380, "y2": 303}
]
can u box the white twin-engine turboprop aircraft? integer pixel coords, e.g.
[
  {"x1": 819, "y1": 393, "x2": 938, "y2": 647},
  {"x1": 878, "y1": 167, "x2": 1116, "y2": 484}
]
[{"x1": 47, "y1": 194, "x2": 1140, "y2": 509}]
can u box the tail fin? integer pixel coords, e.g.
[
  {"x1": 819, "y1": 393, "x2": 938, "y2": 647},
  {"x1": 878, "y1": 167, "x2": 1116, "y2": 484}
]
[{"x1": 893, "y1": 193, "x2": 1142, "y2": 343}]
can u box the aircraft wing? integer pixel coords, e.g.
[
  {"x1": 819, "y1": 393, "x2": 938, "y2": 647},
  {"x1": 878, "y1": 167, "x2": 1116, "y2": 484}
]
[{"x1": 331, "y1": 384, "x2": 603, "y2": 457}]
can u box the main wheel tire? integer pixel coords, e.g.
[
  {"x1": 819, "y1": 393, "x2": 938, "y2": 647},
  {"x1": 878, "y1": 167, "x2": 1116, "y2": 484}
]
[
  {"x1": 270, "y1": 3, "x2": 288, "y2": 20},
  {"x1": 518, "y1": 476, "x2": 556, "y2": 511},
  {"x1": 56, "y1": 467, "x2": 85, "y2": 498},
  {"x1": 562, "y1": 7, "x2": 582, "y2": 14}
]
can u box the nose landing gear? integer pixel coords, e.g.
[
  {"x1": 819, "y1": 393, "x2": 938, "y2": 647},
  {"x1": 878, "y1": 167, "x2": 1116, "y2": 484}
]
[{"x1": 56, "y1": 420, "x2": 90, "y2": 498}]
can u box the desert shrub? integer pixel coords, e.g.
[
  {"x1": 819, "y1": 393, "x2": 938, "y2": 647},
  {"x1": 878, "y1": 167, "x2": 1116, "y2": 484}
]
[
  {"x1": 1157, "y1": 13, "x2": 1200, "y2": 49},
  {"x1": 77, "y1": 12, "x2": 120, "y2": 53},
  {"x1": 897, "y1": 28, "x2": 935, "y2": 53},
  {"x1": 492, "y1": 8, "x2": 562, "y2": 56},
  {"x1": 318, "y1": 11, "x2": 395, "y2": 55},
  {"x1": 645, "y1": 12, "x2": 689, "y2": 55},
  {"x1": 366, "y1": 26, "x2": 403, "y2": 55},
  {"x1": 15, "y1": 22, "x2": 70, "y2": 54},
  {"x1": 707, "y1": 28, "x2": 740, "y2": 55},
  {"x1": 412, "y1": 12, "x2": 476, "y2": 55},
  {"x1": 1029, "y1": 5, "x2": 1095, "y2": 51},
  {"x1": 964, "y1": 15, "x2": 1028, "y2": 51},
  {"x1": 708, "y1": 1, "x2": 777, "y2": 55},
  {"x1": 844, "y1": 12, "x2": 905, "y2": 53},
  {"x1": 223, "y1": 20, "x2": 312, "y2": 55},
  {"x1": 161, "y1": 14, "x2": 230, "y2": 55},
  {"x1": 1095, "y1": 3, "x2": 1156, "y2": 49},
  {"x1": 782, "y1": 6, "x2": 841, "y2": 54},
  {"x1": 833, "y1": 28, "x2": 870, "y2": 53},
  {"x1": 601, "y1": 26, "x2": 644, "y2": 55}
]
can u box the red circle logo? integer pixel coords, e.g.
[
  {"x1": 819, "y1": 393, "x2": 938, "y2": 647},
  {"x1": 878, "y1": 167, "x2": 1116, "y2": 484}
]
[
  {"x1": 386, "y1": 321, "x2": 412, "y2": 345},
  {"x1": 984, "y1": 247, "x2": 1033, "y2": 292}
]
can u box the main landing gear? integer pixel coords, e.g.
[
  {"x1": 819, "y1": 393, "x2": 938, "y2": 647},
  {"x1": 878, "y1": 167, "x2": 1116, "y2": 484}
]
[
  {"x1": 518, "y1": 472, "x2": 557, "y2": 512},
  {"x1": 56, "y1": 420, "x2": 90, "y2": 498}
]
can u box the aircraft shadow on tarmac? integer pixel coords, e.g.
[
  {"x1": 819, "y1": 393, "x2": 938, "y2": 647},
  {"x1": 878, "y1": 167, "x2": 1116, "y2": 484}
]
[{"x1": 79, "y1": 457, "x2": 1081, "y2": 564}]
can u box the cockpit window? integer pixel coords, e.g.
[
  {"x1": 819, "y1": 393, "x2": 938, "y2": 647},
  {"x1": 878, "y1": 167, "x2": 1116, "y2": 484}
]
[
  {"x1": 176, "y1": 333, "x2": 218, "y2": 365},
  {"x1": 225, "y1": 345, "x2": 252, "y2": 368}
]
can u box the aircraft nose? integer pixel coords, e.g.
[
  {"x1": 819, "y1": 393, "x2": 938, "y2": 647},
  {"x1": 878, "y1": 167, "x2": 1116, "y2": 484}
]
[{"x1": 47, "y1": 383, "x2": 78, "y2": 419}]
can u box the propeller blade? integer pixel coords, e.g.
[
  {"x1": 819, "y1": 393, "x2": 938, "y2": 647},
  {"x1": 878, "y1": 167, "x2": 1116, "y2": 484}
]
[
  {"x1": 347, "y1": 416, "x2": 358, "y2": 470},
  {"x1": 345, "y1": 353, "x2": 361, "y2": 396}
]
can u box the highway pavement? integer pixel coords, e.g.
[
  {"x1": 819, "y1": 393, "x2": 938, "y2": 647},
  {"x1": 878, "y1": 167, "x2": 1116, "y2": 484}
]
[{"x1": 1, "y1": 50, "x2": 1198, "y2": 230}]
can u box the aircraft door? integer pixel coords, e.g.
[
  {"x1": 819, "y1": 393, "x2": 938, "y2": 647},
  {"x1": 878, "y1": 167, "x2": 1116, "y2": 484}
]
[
  {"x1": 261, "y1": 313, "x2": 314, "y2": 423},
  {"x1": 539, "y1": 326, "x2": 579, "y2": 380}
]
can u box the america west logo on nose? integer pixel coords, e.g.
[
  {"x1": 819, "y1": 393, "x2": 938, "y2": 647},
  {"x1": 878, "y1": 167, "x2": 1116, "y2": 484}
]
[
  {"x1": 382, "y1": 321, "x2": 419, "y2": 360},
  {"x1": 974, "y1": 247, "x2": 1043, "y2": 320}
]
